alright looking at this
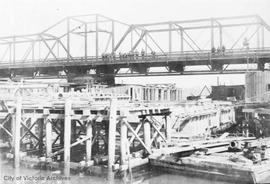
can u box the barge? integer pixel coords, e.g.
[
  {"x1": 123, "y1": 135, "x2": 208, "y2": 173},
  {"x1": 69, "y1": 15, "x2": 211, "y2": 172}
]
[{"x1": 150, "y1": 138, "x2": 270, "y2": 184}]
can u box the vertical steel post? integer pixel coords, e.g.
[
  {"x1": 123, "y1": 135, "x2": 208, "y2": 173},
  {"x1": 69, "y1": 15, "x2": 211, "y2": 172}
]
[
  {"x1": 261, "y1": 26, "x2": 264, "y2": 49},
  {"x1": 257, "y1": 24, "x2": 260, "y2": 49},
  {"x1": 32, "y1": 41, "x2": 35, "y2": 61},
  {"x1": 13, "y1": 36, "x2": 16, "y2": 64},
  {"x1": 180, "y1": 30, "x2": 184, "y2": 53},
  {"x1": 169, "y1": 23, "x2": 172, "y2": 56},
  {"x1": 85, "y1": 23, "x2": 88, "y2": 62},
  {"x1": 9, "y1": 43, "x2": 12, "y2": 63},
  {"x1": 111, "y1": 20, "x2": 115, "y2": 53},
  {"x1": 96, "y1": 15, "x2": 99, "y2": 61},
  {"x1": 67, "y1": 17, "x2": 70, "y2": 62},
  {"x1": 145, "y1": 33, "x2": 148, "y2": 54},
  {"x1": 219, "y1": 26, "x2": 223, "y2": 48},
  {"x1": 211, "y1": 19, "x2": 214, "y2": 49}
]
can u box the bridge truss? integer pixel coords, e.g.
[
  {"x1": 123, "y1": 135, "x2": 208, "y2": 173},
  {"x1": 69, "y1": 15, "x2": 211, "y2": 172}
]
[{"x1": 0, "y1": 14, "x2": 270, "y2": 82}]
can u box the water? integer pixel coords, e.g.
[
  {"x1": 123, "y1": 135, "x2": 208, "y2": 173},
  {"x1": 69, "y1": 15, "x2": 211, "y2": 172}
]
[{"x1": 1, "y1": 160, "x2": 270, "y2": 184}]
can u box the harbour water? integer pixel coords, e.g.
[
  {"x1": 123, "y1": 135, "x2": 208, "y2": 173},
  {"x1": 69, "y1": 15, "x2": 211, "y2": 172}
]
[{"x1": 3, "y1": 161, "x2": 270, "y2": 184}]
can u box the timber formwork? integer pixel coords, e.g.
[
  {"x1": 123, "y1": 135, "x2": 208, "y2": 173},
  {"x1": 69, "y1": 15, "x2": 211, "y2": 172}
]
[{"x1": 0, "y1": 95, "x2": 172, "y2": 178}]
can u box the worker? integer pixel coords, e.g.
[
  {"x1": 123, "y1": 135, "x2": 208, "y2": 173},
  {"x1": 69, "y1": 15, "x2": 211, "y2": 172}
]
[
  {"x1": 141, "y1": 49, "x2": 145, "y2": 59},
  {"x1": 221, "y1": 45, "x2": 226, "y2": 55},
  {"x1": 211, "y1": 47, "x2": 216, "y2": 54},
  {"x1": 151, "y1": 51, "x2": 156, "y2": 58},
  {"x1": 119, "y1": 52, "x2": 122, "y2": 60},
  {"x1": 129, "y1": 51, "x2": 134, "y2": 60},
  {"x1": 217, "y1": 47, "x2": 221, "y2": 54},
  {"x1": 135, "y1": 50, "x2": 139, "y2": 59}
]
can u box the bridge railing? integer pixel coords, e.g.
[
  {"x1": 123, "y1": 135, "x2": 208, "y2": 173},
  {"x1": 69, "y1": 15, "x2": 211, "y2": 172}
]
[{"x1": 0, "y1": 47, "x2": 270, "y2": 67}]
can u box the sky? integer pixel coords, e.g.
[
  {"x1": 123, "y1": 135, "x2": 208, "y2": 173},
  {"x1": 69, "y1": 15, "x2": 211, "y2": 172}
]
[{"x1": 0, "y1": 0, "x2": 269, "y2": 90}]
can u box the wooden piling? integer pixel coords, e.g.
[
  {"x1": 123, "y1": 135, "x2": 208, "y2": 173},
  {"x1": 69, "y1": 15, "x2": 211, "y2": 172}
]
[
  {"x1": 64, "y1": 99, "x2": 72, "y2": 175},
  {"x1": 38, "y1": 119, "x2": 44, "y2": 155},
  {"x1": 143, "y1": 119, "x2": 151, "y2": 150},
  {"x1": 165, "y1": 116, "x2": 171, "y2": 142},
  {"x1": 108, "y1": 97, "x2": 117, "y2": 170},
  {"x1": 14, "y1": 97, "x2": 22, "y2": 168},
  {"x1": 120, "y1": 116, "x2": 128, "y2": 166},
  {"x1": 86, "y1": 121, "x2": 92, "y2": 162},
  {"x1": 45, "y1": 117, "x2": 52, "y2": 157}
]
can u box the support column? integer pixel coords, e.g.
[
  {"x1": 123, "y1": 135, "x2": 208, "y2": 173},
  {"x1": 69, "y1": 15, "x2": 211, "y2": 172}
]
[
  {"x1": 180, "y1": 30, "x2": 184, "y2": 53},
  {"x1": 108, "y1": 97, "x2": 117, "y2": 170},
  {"x1": 84, "y1": 23, "x2": 88, "y2": 62},
  {"x1": 14, "y1": 97, "x2": 22, "y2": 168},
  {"x1": 219, "y1": 26, "x2": 223, "y2": 48},
  {"x1": 64, "y1": 99, "x2": 72, "y2": 175},
  {"x1": 45, "y1": 117, "x2": 52, "y2": 157},
  {"x1": 38, "y1": 119, "x2": 44, "y2": 156},
  {"x1": 143, "y1": 119, "x2": 151, "y2": 150},
  {"x1": 67, "y1": 18, "x2": 70, "y2": 62},
  {"x1": 120, "y1": 116, "x2": 128, "y2": 166},
  {"x1": 169, "y1": 23, "x2": 172, "y2": 57},
  {"x1": 86, "y1": 121, "x2": 92, "y2": 162},
  {"x1": 96, "y1": 15, "x2": 99, "y2": 61},
  {"x1": 165, "y1": 116, "x2": 171, "y2": 143},
  {"x1": 211, "y1": 19, "x2": 214, "y2": 49},
  {"x1": 261, "y1": 26, "x2": 264, "y2": 49}
]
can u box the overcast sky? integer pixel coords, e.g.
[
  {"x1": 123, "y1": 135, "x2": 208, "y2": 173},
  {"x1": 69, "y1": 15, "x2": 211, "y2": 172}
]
[{"x1": 0, "y1": 0, "x2": 269, "y2": 89}]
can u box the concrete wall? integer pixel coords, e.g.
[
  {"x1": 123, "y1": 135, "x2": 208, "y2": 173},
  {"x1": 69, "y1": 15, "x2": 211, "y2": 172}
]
[{"x1": 245, "y1": 71, "x2": 270, "y2": 103}]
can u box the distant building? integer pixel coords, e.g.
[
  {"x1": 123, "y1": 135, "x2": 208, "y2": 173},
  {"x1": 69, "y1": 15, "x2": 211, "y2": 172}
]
[
  {"x1": 245, "y1": 71, "x2": 270, "y2": 103},
  {"x1": 211, "y1": 85, "x2": 245, "y2": 101}
]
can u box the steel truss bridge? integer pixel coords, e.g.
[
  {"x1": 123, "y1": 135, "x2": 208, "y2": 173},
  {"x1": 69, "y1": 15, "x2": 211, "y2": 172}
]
[{"x1": 0, "y1": 14, "x2": 270, "y2": 83}]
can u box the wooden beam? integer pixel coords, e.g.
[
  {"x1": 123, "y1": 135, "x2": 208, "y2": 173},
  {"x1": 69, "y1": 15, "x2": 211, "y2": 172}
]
[
  {"x1": 124, "y1": 120, "x2": 151, "y2": 154},
  {"x1": 120, "y1": 117, "x2": 128, "y2": 166},
  {"x1": 108, "y1": 97, "x2": 117, "y2": 169},
  {"x1": 14, "y1": 97, "x2": 22, "y2": 168},
  {"x1": 165, "y1": 116, "x2": 171, "y2": 142},
  {"x1": 64, "y1": 99, "x2": 72, "y2": 175},
  {"x1": 143, "y1": 119, "x2": 151, "y2": 150},
  {"x1": 86, "y1": 121, "x2": 92, "y2": 162},
  {"x1": 45, "y1": 118, "x2": 52, "y2": 157}
]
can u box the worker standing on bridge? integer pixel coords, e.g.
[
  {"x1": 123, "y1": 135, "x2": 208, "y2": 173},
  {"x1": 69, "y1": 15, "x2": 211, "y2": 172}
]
[
  {"x1": 141, "y1": 49, "x2": 145, "y2": 59},
  {"x1": 221, "y1": 45, "x2": 226, "y2": 56},
  {"x1": 135, "y1": 50, "x2": 139, "y2": 59},
  {"x1": 151, "y1": 51, "x2": 156, "y2": 58},
  {"x1": 211, "y1": 47, "x2": 216, "y2": 54},
  {"x1": 119, "y1": 52, "x2": 122, "y2": 60}
]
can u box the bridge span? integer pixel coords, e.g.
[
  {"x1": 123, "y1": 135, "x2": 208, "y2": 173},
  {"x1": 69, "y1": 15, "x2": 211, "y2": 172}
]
[{"x1": 0, "y1": 14, "x2": 269, "y2": 83}]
